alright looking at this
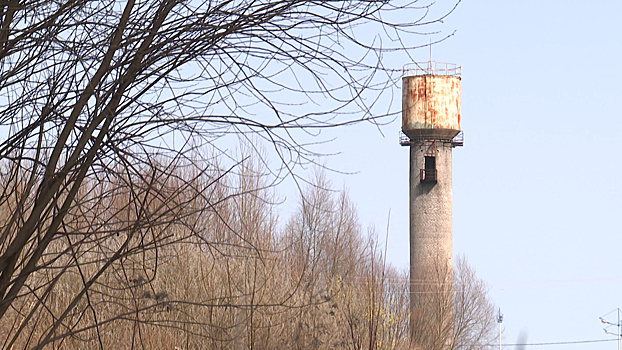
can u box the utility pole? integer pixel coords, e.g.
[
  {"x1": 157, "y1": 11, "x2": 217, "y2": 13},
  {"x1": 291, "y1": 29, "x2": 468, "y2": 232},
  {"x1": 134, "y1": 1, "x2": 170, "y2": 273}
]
[
  {"x1": 497, "y1": 308, "x2": 503, "y2": 350},
  {"x1": 600, "y1": 308, "x2": 622, "y2": 350}
]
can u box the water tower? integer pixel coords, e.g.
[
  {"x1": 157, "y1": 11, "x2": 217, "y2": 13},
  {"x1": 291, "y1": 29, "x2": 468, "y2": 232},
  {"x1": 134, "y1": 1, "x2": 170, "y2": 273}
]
[{"x1": 400, "y1": 61, "x2": 462, "y2": 348}]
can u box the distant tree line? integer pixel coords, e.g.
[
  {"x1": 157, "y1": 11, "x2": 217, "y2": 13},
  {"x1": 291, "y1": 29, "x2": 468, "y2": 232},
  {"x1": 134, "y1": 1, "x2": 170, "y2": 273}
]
[{"x1": 0, "y1": 152, "x2": 496, "y2": 349}]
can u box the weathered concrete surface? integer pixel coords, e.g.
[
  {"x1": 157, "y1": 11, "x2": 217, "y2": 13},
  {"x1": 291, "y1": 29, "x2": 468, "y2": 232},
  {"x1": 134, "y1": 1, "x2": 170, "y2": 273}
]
[
  {"x1": 409, "y1": 141, "x2": 453, "y2": 271},
  {"x1": 409, "y1": 140, "x2": 454, "y2": 349}
]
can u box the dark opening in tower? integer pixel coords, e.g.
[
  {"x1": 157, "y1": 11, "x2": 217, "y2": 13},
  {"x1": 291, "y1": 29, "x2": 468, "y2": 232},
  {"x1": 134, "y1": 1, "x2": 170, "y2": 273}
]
[{"x1": 421, "y1": 155, "x2": 437, "y2": 183}]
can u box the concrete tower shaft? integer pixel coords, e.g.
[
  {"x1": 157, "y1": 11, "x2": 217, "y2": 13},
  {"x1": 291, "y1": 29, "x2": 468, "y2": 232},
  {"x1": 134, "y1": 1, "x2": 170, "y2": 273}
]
[
  {"x1": 408, "y1": 140, "x2": 455, "y2": 349},
  {"x1": 409, "y1": 140, "x2": 453, "y2": 273},
  {"x1": 401, "y1": 62, "x2": 461, "y2": 349}
]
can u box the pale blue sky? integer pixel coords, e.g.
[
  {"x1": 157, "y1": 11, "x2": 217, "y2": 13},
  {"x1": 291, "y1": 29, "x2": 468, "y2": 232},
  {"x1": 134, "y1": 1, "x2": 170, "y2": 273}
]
[{"x1": 315, "y1": 0, "x2": 622, "y2": 348}]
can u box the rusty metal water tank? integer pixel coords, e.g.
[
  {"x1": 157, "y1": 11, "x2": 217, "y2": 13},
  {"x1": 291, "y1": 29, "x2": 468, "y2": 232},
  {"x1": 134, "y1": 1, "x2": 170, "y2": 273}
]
[{"x1": 402, "y1": 62, "x2": 461, "y2": 140}]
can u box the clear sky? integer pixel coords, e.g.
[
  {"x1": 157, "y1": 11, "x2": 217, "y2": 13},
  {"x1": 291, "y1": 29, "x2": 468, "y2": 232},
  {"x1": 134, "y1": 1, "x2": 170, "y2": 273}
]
[{"x1": 312, "y1": 0, "x2": 622, "y2": 348}]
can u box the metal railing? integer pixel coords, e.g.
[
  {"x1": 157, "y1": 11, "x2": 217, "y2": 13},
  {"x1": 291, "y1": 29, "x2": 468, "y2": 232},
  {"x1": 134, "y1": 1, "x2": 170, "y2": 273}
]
[
  {"x1": 399, "y1": 130, "x2": 464, "y2": 146},
  {"x1": 420, "y1": 169, "x2": 437, "y2": 183},
  {"x1": 403, "y1": 61, "x2": 461, "y2": 77},
  {"x1": 399, "y1": 131, "x2": 411, "y2": 146},
  {"x1": 451, "y1": 131, "x2": 464, "y2": 147}
]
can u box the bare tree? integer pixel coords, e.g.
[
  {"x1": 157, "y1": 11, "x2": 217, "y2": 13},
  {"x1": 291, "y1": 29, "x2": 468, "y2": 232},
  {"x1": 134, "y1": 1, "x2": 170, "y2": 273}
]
[
  {"x1": 451, "y1": 256, "x2": 497, "y2": 350},
  {"x1": 410, "y1": 254, "x2": 497, "y2": 350},
  {"x1": 280, "y1": 172, "x2": 412, "y2": 350},
  {"x1": 410, "y1": 254, "x2": 454, "y2": 350},
  {"x1": 0, "y1": 0, "x2": 460, "y2": 348}
]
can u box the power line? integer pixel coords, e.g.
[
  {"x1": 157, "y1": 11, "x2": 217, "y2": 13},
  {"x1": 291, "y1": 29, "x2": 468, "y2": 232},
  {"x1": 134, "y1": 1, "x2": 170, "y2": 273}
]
[{"x1": 502, "y1": 338, "x2": 615, "y2": 346}]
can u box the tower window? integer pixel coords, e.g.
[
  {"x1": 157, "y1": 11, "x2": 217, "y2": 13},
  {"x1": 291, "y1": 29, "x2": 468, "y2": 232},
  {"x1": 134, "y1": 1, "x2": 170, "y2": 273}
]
[{"x1": 421, "y1": 156, "x2": 437, "y2": 183}]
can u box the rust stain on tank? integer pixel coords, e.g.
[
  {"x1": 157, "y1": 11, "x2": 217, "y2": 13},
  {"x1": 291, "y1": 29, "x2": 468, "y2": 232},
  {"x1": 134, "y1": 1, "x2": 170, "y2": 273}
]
[{"x1": 402, "y1": 74, "x2": 461, "y2": 140}]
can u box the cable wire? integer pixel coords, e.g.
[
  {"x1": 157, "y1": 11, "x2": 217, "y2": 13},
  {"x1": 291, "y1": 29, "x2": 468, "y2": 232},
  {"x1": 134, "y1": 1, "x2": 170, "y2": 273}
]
[{"x1": 502, "y1": 338, "x2": 616, "y2": 346}]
